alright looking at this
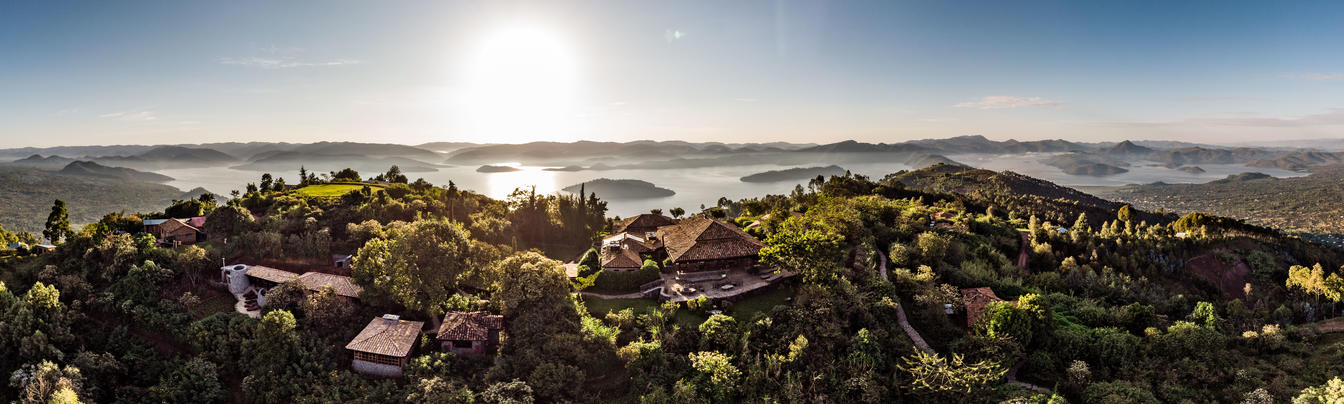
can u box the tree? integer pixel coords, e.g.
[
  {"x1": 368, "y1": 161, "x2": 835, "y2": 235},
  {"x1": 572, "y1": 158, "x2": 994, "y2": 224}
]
[
  {"x1": 490, "y1": 251, "x2": 570, "y2": 315},
  {"x1": 203, "y1": 204, "x2": 254, "y2": 240},
  {"x1": 687, "y1": 351, "x2": 741, "y2": 402},
  {"x1": 760, "y1": 217, "x2": 845, "y2": 283},
  {"x1": 384, "y1": 165, "x2": 408, "y2": 183},
  {"x1": 1117, "y1": 204, "x2": 1134, "y2": 223},
  {"x1": 332, "y1": 168, "x2": 361, "y2": 182},
  {"x1": 9, "y1": 360, "x2": 85, "y2": 404},
  {"x1": 669, "y1": 207, "x2": 685, "y2": 218},
  {"x1": 260, "y1": 173, "x2": 274, "y2": 192},
  {"x1": 898, "y1": 351, "x2": 1005, "y2": 401},
  {"x1": 650, "y1": 208, "x2": 663, "y2": 215},
  {"x1": 1294, "y1": 377, "x2": 1344, "y2": 404},
  {"x1": 1192, "y1": 301, "x2": 1220, "y2": 329},
  {"x1": 480, "y1": 380, "x2": 534, "y2": 404},
  {"x1": 352, "y1": 219, "x2": 488, "y2": 318},
  {"x1": 578, "y1": 248, "x2": 600, "y2": 271},
  {"x1": 43, "y1": 199, "x2": 71, "y2": 243},
  {"x1": 151, "y1": 358, "x2": 224, "y2": 404}
]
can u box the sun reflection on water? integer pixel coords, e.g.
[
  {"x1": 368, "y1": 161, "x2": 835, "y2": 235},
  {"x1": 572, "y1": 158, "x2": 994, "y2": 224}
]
[{"x1": 483, "y1": 163, "x2": 560, "y2": 200}]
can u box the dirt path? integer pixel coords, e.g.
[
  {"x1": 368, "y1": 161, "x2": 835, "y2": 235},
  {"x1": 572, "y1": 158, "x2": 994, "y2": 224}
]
[
  {"x1": 1017, "y1": 231, "x2": 1030, "y2": 269},
  {"x1": 1006, "y1": 358, "x2": 1050, "y2": 393},
  {"x1": 880, "y1": 247, "x2": 1050, "y2": 393},
  {"x1": 578, "y1": 291, "x2": 647, "y2": 299},
  {"x1": 878, "y1": 251, "x2": 935, "y2": 355},
  {"x1": 1316, "y1": 318, "x2": 1344, "y2": 333}
]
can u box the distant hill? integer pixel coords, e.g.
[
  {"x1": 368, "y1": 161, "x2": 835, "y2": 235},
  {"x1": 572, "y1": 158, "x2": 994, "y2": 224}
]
[
  {"x1": 886, "y1": 164, "x2": 1119, "y2": 209},
  {"x1": 1145, "y1": 147, "x2": 1274, "y2": 166},
  {"x1": 906, "y1": 135, "x2": 1089, "y2": 154},
  {"x1": 273, "y1": 142, "x2": 441, "y2": 160},
  {"x1": 1095, "y1": 166, "x2": 1344, "y2": 234},
  {"x1": 882, "y1": 163, "x2": 1165, "y2": 226},
  {"x1": 1102, "y1": 140, "x2": 1155, "y2": 157},
  {"x1": 59, "y1": 161, "x2": 174, "y2": 182},
  {"x1": 135, "y1": 145, "x2": 236, "y2": 163},
  {"x1": 234, "y1": 152, "x2": 440, "y2": 173},
  {"x1": 476, "y1": 165, "x2": 521, "y2": 173},
  {"x1": 0, "y1": 166, "x2": 186, "y2": 233},
  {"x1": 8, "y1": 154, "x2": 77, "y2": 170},
  {"x1": 417, "y1": 142, "x2": 485, "y2": 153},
  {"x1": 794, "y1": 140, "x2": 932, "y2": 154},
  {"x1": 740, "y1": 165, "x2": 847, "y2": 183},
  {"x1": 446, "y1": 140, "x2": 731, "y2": 165},
  {"x1": 562, "y1": 178, "x2": 675, "y2": 199},
  {"x1": 1043, "y1": 154, "x2": 1130, "y2": 176},
  {"x1": 1210, "y1": 172, "x2": 1275, "y2": 184},
  {"x1": 1247, "y1": 151, "x2": 1344, "y2": 171}
]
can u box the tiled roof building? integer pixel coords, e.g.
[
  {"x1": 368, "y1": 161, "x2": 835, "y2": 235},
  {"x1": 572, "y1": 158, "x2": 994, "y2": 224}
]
[{"x1": 346, "y1": 315, "x2": 424, "y2": 377}]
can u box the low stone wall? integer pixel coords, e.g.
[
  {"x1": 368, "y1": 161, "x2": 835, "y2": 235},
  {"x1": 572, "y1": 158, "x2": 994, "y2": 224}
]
[{"x1": 351, "y1": 360, "x2": 403, "y2": 378}]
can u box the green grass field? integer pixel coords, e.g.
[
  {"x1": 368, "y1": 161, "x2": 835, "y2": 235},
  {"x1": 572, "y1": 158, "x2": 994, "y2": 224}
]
[{"x1": 295, "y1": 183, "x2": 386, "y2": 197}]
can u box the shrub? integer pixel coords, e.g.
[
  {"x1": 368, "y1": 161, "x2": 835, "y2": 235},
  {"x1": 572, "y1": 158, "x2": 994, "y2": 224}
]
[{"x1": 587, "y1": 266, "x2": 661, "y2": 294}]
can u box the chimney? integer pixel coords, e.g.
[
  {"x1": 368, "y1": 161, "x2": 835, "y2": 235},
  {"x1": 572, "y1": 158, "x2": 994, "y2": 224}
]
[{"x1": 382, "y1": 314, "x2": 400, "y2": 325}]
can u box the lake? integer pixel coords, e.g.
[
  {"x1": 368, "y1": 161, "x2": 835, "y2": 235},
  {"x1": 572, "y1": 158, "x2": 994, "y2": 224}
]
[{"x1": 157, "y1": 154, "x2": 1306, "y2": 218}]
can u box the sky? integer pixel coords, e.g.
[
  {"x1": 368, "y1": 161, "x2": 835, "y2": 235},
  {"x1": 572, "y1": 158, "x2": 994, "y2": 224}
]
[{"x1": 2, "y1": 0, "x2": 1344, "y2": 147}]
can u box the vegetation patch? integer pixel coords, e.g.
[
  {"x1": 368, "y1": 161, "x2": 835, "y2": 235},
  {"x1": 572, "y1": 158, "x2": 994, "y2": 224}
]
[{"x1": 295, "y1": 182, "x2": 386, "y2": 197}]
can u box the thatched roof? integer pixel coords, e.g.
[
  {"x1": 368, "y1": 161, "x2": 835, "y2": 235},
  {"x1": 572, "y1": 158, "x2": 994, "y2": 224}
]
[
  {"x1": 437, "y1": 311, "x2": 504, "y2": 341},
  {"x1": 298, "y1": 272, "x2": 363, "y2": 298},
  {"x1": 245, "y1": 265, "x2": 300, "y2": 284},
  {"x1": 656, "y1": 216, "x2": 765, "y2": 263},
  {"x1": 961, "y1": 287, "x2": 1014, "y2": 327},
  {"x1": 345, "y1": 316, "x2": 424, "y2": 357},
  {"x1": 615, "y1": 214, "x2": 677, "y2": 235}
]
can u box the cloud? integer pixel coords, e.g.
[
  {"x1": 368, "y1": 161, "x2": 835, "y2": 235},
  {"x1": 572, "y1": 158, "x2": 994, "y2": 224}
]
[
  {"x1": 218, "y1": 57, "x2": 361, "y2": 69},
  {"x1": 953, "y1": 96, "x2": 1067, "y2": 110},
  {"x1": 1287, "y1": 73, "x2": 1344, "y2": 81},
  {"x1": 99, "y1": 110, "x2": 157, "y2": 121},
  {"x1": 1101, "y1": 108, "x2": 1344, "y2": 128}
]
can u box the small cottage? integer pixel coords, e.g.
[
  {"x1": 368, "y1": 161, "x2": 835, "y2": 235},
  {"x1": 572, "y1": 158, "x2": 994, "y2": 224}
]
[
  {"x1": 32, "y1": 244, "x2": 56, "y2": 254},
  {"x1": 297, "y1": 272, "x2": 363, "y2": 299},
  {"x1": 346, "y1": 315, "x2": 425, "y2": 377},
  {"x1": 144, "y1": 218, "x2": 201, "y2": 246},
  {"x1": 437, "y1": 311, "x2": 504, "y2": 357},
  {"x1": 960, "y1": 287, "x2": 1016, "y2": 328}
]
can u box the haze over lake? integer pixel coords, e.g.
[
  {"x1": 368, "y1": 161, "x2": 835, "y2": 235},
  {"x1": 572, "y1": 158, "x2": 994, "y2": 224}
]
[{"x1": 160, "y1": 154, "x2": 1302, "y2": 218}]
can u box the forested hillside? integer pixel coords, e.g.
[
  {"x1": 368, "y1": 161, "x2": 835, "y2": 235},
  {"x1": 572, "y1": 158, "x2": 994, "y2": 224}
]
[
  {"x1": 0, "y1": 167, "x2": 190, "y2": 233},
  {"x1": 1095, "y1": 165, "x2": 1344, "y2": 234},
  {"x1": 2, "y1": 165, "x2": 1344, "y2": 403}
]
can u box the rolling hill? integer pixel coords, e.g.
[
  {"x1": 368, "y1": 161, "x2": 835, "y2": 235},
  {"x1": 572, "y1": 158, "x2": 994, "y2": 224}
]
[
  {"x1": 59, "y1": 161, "x2": 174, "y2": 182},
  {"x1": 0, "y1": 166, "x2": 192, "y2": 233}
]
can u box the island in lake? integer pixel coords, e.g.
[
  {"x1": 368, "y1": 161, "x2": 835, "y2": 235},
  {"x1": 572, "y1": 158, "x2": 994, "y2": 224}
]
[
  {"x1": 476, "y1": 165, "x2": 522, "y2": 173},
  {"x1": 1178, "y1": 166, "x2": 1206, "y2": 174},
  {"x1": 562, "y1": 178, "x2": 675, "y2": 199},
  {"x1": 1043, "y1": 154, "x2": 1129, "y2": 176},
  {"x1": 740, "y1": 165, "x2": 847, "y2": 183}
]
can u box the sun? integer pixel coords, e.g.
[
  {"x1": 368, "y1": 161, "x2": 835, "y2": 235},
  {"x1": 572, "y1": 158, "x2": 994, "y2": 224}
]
[{"x1": 458, "y1": 23, "x2": 583, "y2": 142}]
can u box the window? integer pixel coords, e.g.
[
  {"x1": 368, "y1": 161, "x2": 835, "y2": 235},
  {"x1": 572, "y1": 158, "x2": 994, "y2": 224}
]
[
  {"x1": 353, "y1": 351, "x2": 404, "y2": 366},
  {"x1": 452, "y1": 340, "x2": 474, "y2": 349}
]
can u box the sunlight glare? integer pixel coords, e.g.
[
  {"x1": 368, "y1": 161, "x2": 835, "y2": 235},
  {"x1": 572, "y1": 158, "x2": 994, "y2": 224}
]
[{"x1": 458, "y1": 23, "x2": 583, "y2": 142}]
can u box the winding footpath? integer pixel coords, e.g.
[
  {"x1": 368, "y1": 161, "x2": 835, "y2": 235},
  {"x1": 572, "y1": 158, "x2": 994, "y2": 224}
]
[
  {"x1": 878, "y1": 249, "x2": 1049, "y2": 394},
  {"x1": 879, "y1": 251, "x2": 934, "y2": 355},
  {"x1": 1017, "y1": 231, "x2": 1030, "y2": 269}
]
